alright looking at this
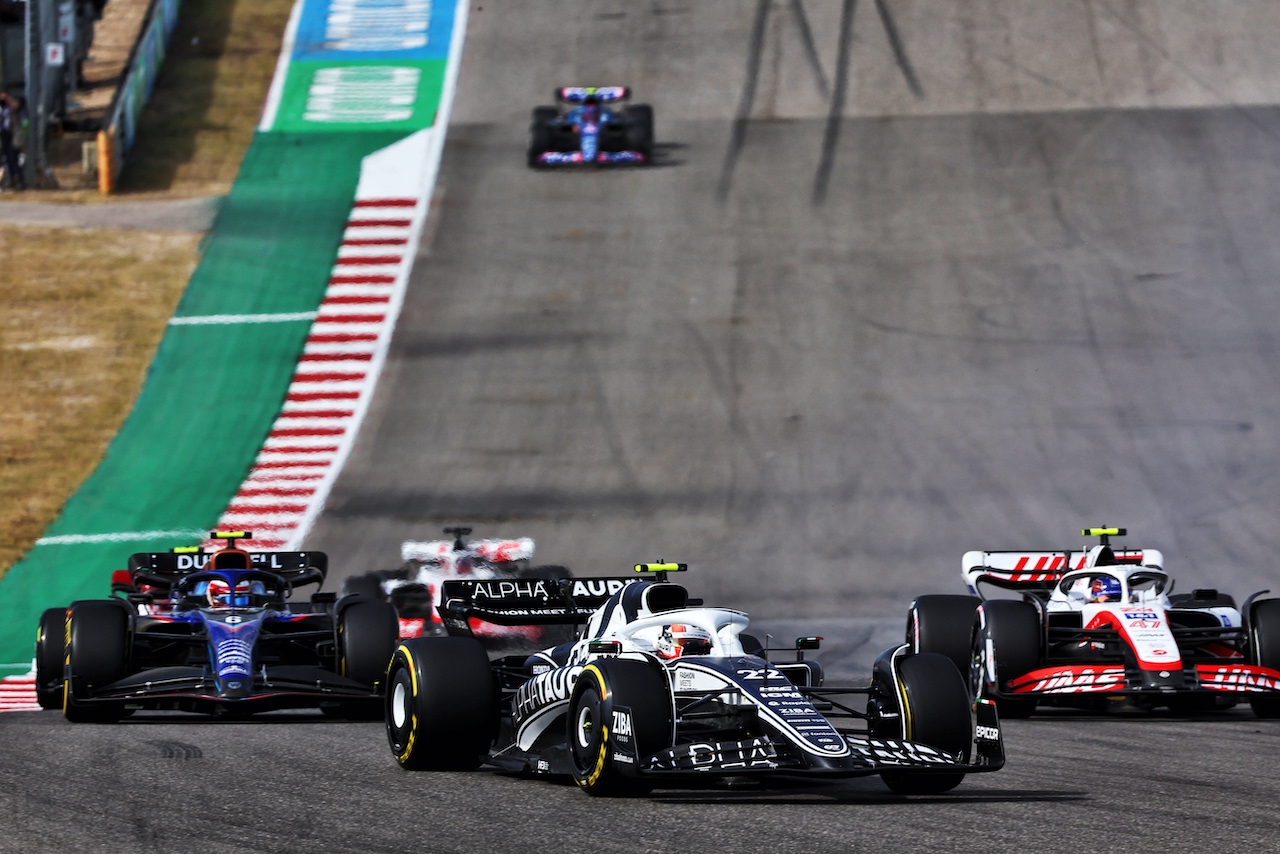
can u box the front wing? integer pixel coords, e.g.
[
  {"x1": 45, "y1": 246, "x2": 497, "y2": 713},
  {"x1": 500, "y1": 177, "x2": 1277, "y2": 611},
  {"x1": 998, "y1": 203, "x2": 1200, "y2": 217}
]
[
  {"x1": 636, "y1": 699, "x2": 1004, "y2": 778},
  {"x1": 495, "y1": 697, "x2": 1003, "y2": 780},
  {"x1": 70, "y1": 665, "x2": 381, "y2": 714},
  {"x1": 535, "y1": 150, "x2": 646, "y2": 166},
  {"x1": 1001, "y1": 661, "x2": 1280, "y2": 698}
]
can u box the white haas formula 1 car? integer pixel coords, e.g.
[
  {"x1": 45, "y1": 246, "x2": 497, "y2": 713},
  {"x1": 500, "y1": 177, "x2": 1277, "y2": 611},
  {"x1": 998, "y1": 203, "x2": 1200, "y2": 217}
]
[
  {"x1": 343, "y1": 527, "x2": 570, "y2": 641},
  {"x1": 907, "y1": 528, "x2": 1280, "y2": 717},
  {"x1": 385, "y1": 563, "x2": 1005, "y2": 796}
]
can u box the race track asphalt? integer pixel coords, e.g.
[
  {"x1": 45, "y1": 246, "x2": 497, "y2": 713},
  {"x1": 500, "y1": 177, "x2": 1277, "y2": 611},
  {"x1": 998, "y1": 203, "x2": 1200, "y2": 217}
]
[{"x1": 6, "y1": 3, "x2": 1280, "y2": 851}]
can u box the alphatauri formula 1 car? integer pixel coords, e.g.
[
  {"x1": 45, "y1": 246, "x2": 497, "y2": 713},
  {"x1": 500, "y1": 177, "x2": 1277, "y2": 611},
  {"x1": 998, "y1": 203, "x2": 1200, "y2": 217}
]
[
  {"x1": 907, "y1": 528, "x2": 1280, "y2": 717},
  {"x1": 527, "y1": 86, "x2": 653, "y2": 167},
  {"x1": 35, "y1": 533, "x2": 399, "y2": 720},
  {"x1": 386, "y1": 563, "x2": 1005, "y2": 796},
  {"x1": 342, "y1": 527, "x2": 571, "y2": 640}
]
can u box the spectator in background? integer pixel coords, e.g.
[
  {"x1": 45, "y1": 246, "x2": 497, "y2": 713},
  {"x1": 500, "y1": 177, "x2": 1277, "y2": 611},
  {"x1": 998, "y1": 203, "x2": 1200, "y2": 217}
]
[{"x1": 0, "y1": 90, "x2": 25, "y2": 191}]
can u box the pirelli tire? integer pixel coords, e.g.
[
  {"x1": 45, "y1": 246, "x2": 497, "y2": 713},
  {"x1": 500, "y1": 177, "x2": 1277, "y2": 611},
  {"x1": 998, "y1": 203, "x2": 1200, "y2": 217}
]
[
  {"x1": 342, "y1": 574, "x2": 385, "y2": 601},
  {"x1": 569, "y1": 658, "x2": 673, "y2": 797},
  {"x1": 385, "y1": 638, "x2": 496, "y2": 770},
  {"x1": 35, "y1": 607, "x2": 67, "y2": 710},
  {"x1": 63, "y1": 600, "x2": 131, "y2": 723},
  {"x1": 877, "y1": 652, "x2": 971, "y2": 795},
  {"x1": 1249, "y1": 598, "x2": 1280, "y2": 718},
  {"x1": 336, "y1": 597, "x2": 399, "y2": 719},
  {"x1": 625, "y1": 103, "x2": 654, "y2": 161},
  {"x1": 906, "y1": 594, "x2": 982, "y2": 680},
  {"x1": 528, "y1": 106, "x2": 558, "y2": 167},
  {"x1": 972, "y1": 599, "x2": 1041, "y2": 719},
  {"x1": 338, "y1": 598, "x2": 399, "y2": 687},
  {"x1": 518, "y1": 564, "x2": 572, "y2": 581}
]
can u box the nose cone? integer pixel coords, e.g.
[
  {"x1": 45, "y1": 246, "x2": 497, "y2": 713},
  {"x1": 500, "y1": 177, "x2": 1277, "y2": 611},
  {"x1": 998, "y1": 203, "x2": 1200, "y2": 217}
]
[
  {"x1": 220, "y1": 678, "x2": 252, "y2": 699},
  {"x1": 1140, "y1": 667, "x2": 1186, "y2": 691}
]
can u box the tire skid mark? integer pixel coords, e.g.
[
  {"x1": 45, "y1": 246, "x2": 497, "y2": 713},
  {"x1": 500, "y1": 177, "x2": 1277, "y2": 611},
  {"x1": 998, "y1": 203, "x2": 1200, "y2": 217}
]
[
  {"x1": 875, "y1": 0, "x2": 923, "y2": 98},
  {"x1": 717, "y1": 0, "x2": 772, "y2": 203},
  {"x1": 813, "y1": 0, "x2": 858, "y2": 205},
  {"x1": 146, "y1": 740, "x2": 204, "y2": 760},
  {"x1": 789, "y1": 0, "x2": 831, "y2": 99}
]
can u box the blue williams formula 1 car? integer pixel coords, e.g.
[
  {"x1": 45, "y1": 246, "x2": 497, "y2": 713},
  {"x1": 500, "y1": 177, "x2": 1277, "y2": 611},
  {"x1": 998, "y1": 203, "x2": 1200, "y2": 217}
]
[
  {"x1": 34, "y1": 532, "x2": 399, "y2": 720},
  {"x1": 905, "y1": 528, "x2": 1280, "y2": 718},
  {"x1": 527, "y1": 87, "x2": 654, "y2": 167},
  {"x1": 385, "y1": 563, "x2": 1004, "y2": 796}
]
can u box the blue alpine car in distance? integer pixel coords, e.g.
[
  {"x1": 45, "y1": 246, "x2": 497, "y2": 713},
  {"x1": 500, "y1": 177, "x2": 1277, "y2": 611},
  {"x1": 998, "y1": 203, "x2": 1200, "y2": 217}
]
[{"x1": 527, "y1": 86, "x2": 654, "y2": 167}]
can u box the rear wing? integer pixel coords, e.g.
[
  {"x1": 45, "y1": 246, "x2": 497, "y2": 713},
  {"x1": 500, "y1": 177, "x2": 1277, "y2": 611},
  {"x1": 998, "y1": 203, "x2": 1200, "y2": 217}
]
[
  {"x1": 439, "y1": 576, "x2": 640, "y2": 637},
  {"x1": 962, "y1": 548, "x2": 1163, "y2": 598},
  {"x1": 401, "y1": 537, "x2": 534, "y2": 563},
  {"x1": 126, "y1": 550, "x2": 328, "y2": 594},
  {"x1": 557, "y1": 86, "x2": 629, "y2": 104}
]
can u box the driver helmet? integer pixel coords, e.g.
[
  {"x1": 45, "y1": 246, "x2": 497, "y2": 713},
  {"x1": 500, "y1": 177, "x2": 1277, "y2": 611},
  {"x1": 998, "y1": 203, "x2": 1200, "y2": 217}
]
[
  {"x1": 656, "y1": 624, "x2": 713, "y2": 659},
  {"x1": 1089, "y1": 575, "x2": 1122, "y2": 603},
  {"x1": 207, "y1": 578, "x2": 261, "y2": 608}
]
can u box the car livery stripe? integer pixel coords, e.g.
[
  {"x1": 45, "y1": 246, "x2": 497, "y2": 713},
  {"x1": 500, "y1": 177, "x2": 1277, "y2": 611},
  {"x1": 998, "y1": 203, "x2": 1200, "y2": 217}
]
[
  {"x1": 1009, "y1": 664, "x2": 1127, "y2": 694},
  {"x1": 1197, "y1": 664, "x2": 1280, "y2": 693},
  {"x1": 1083, "y1": 609, "x2": 1182, "y2": 670},
  {"x1": 676, "y1": 660, "x2": 851, "y2": 758}
]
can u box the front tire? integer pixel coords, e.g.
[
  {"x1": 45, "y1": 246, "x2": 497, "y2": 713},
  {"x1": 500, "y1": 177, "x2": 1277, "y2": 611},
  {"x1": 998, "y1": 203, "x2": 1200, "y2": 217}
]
[
  {"x1": 385, "y1": 638, "x2": 495, "y2": 770},
  {"x1": 338, "y1": 598, "x2": 399, "y2": 688},
  {"x1": 972, "y1": 599, "x2": 1041, "y2": 719},
  {"x1": 35, "y1": 607, "x2": 66, "y2": 709},
  {"x1": 569, "y1": 659, "x2": 672, "y2": 796},
  {"x1": 879, "y1": 653, "x2": 971, "y2": 795},
  {"x1": 907, "y1": 594, "x2": 981, "y2": 680},
  {"x1": 1250, "y1": 599, "x2": 1280, "y2": 718},
  {"x1": 528, "y1": 106, "x2": 558, "y2": 167},
  {"x1": 625, "y1": 104, "x2": 654, "y2": 161},
  {"x1": 63, "y1": 600, "x2": 130, "y2": 723}
]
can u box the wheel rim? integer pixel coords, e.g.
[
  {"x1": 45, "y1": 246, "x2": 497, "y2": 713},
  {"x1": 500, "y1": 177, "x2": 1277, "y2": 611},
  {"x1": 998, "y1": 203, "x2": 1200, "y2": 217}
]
[
  {"x1": 969, "y1": 632, "x2": 986, "y2": 698},
  {"x1": 391, "y1": 677, "x2": 409, "y2": 729},
  {"x1": 575, "y1": 702, "x2": 596, "y2": 751}
]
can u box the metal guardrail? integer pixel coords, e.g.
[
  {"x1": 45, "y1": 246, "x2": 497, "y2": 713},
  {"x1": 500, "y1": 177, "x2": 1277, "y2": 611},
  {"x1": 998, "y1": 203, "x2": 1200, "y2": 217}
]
[{"x1": 96, "y1": 0, "x2": 181, "y2": 191}]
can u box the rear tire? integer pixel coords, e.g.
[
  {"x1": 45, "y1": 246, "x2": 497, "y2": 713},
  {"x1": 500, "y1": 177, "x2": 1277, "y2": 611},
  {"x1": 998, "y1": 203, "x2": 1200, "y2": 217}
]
[
  {"x1": 569, "y1": 659, "x2": 672, "y2": 796},
  {"x1": 972, "y1": 600, "x2": 1040, "y2": 719},
  {"x1": 907, "y1": 594, "x2": 981, "y2": 680},
  {"x1": 35, "y1": 607, "x2": 66, "y2": 710},
  {"x1": 385, "y1": 638, "x2": 495, "y2": 770},
  {"x1": 343, "y1": 574, "x2": 385, "y2": 600},
  {"x1": 63, "y1": 601, "x2": 129, "y2": 723},
  {"x1": 519, "y1": 564, "x2": 571, "y2": 581},
  {"x1": 879, "y1": 653, "x2": 970, "y2": 795},
  {"x1": 1250, "y1": 599, "x2": 1280, "y2": 718}
]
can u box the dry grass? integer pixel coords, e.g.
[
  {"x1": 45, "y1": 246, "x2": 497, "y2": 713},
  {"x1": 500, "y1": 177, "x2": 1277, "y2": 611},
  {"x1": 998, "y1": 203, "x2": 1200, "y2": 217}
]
[
  {"x1": 119, "y1": 0, "x2": 294, "y2": 195},
  {"x1": 0, "y1": 0, "x2": 294, "y2": 578},
  {"x1": 0, "y1": 226, "x2": 200, "y2": 571}
]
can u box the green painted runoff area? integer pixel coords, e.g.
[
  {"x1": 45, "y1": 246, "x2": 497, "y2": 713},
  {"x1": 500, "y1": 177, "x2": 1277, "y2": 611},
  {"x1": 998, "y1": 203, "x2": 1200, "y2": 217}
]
[{"x1": 0, "y1": 132, "x2": 403, "y2": 674}]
